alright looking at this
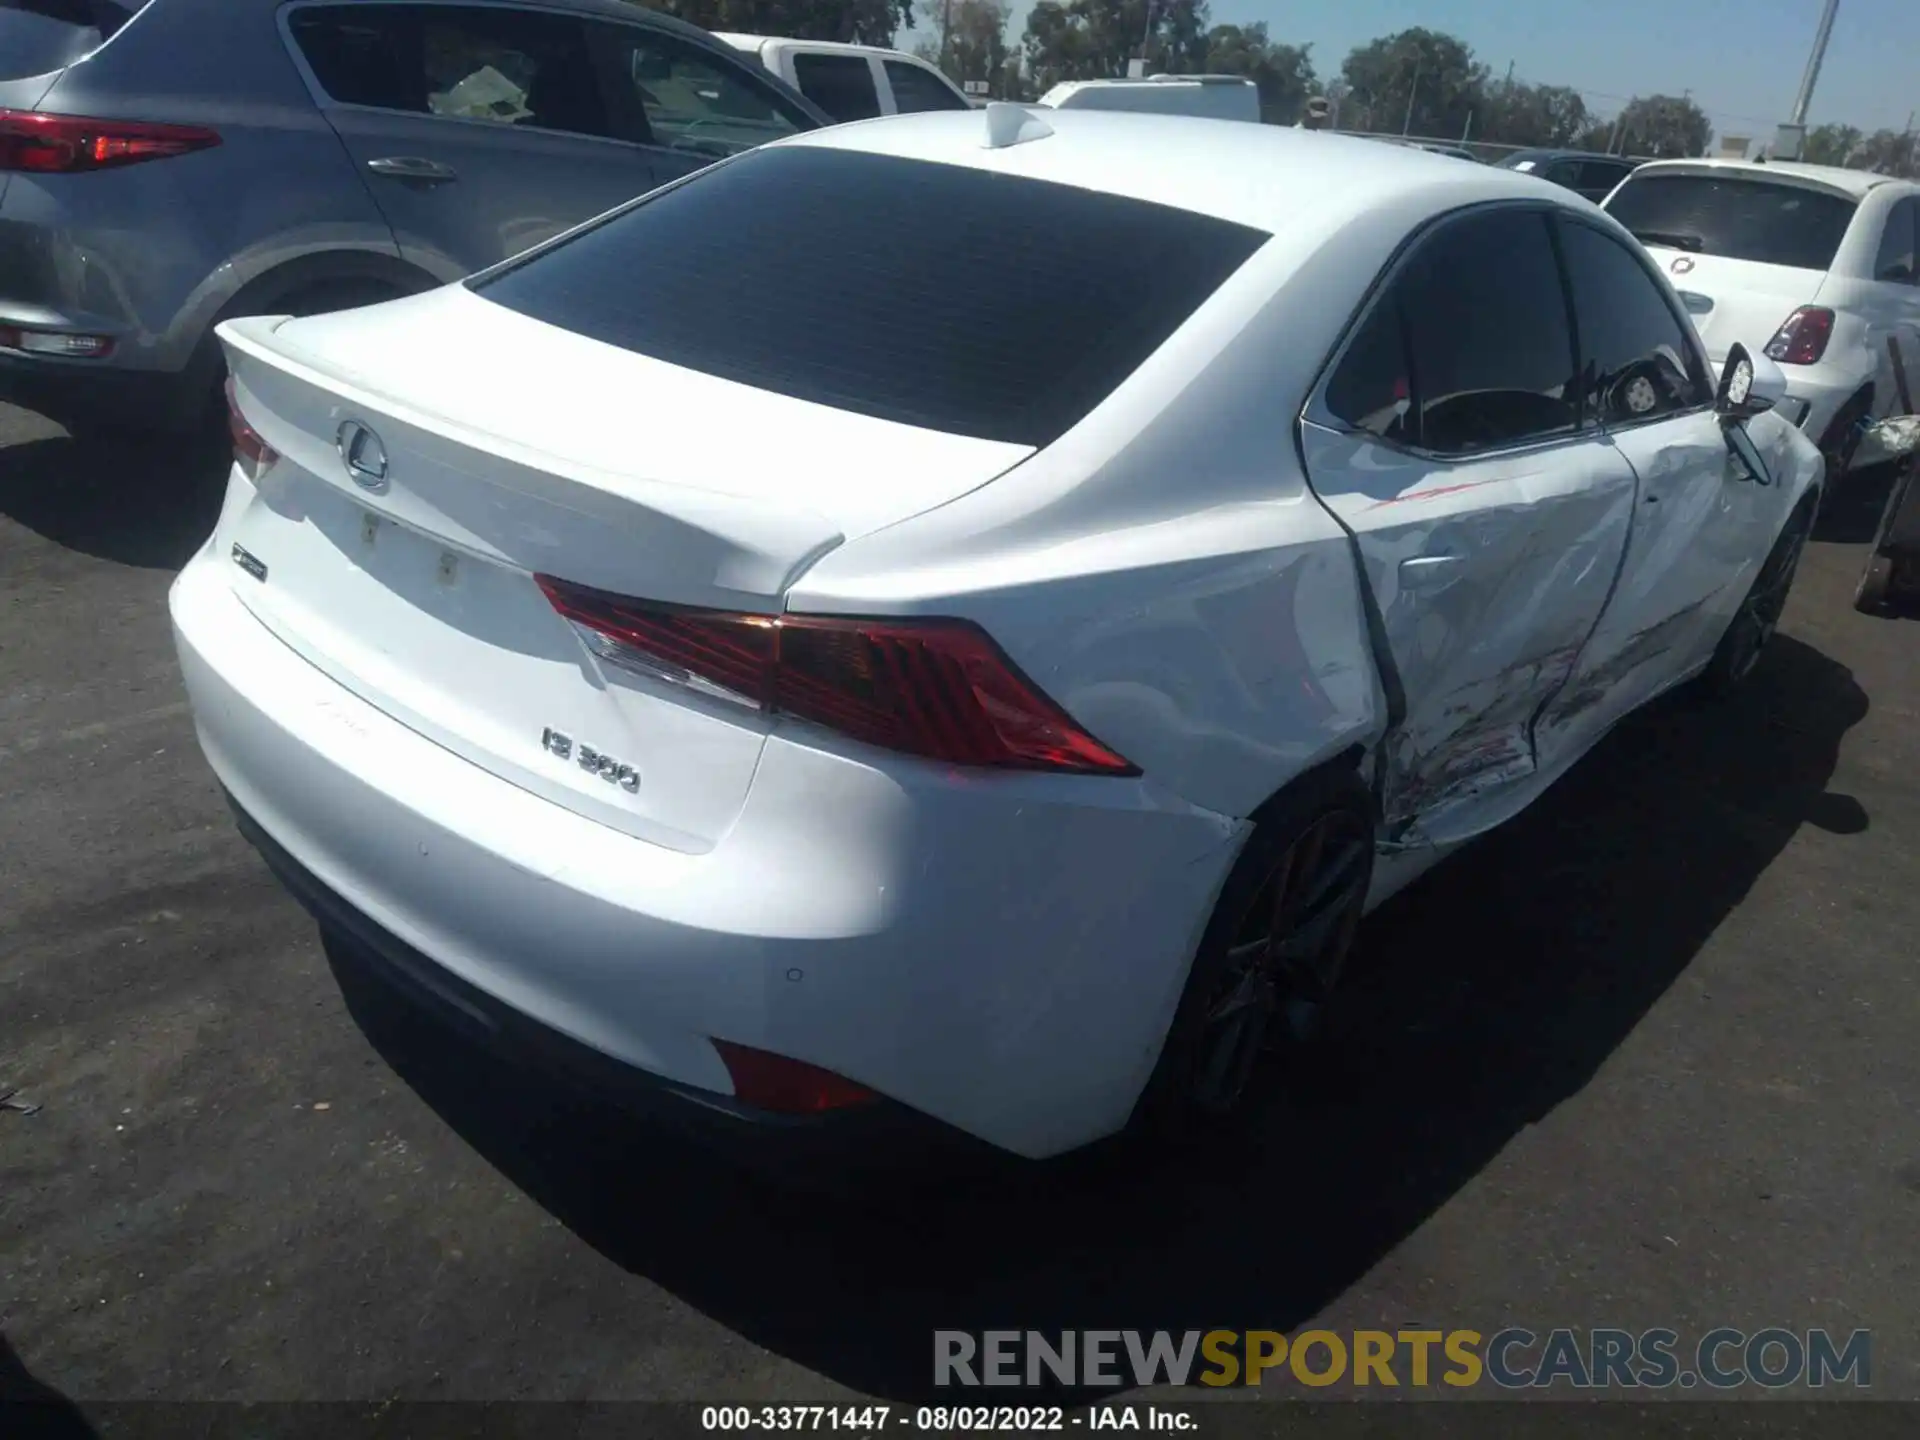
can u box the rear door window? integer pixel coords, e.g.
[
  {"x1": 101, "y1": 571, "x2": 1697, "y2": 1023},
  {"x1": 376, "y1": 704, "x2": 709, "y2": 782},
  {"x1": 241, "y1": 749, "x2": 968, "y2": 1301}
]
[
  {"x1": 1394, "y1": 208, "x2": 1580, "y2": 454},
  {"x1": 289, "y1": 4, "x2": 613, "y2": 142},
  {"x1": 1577, "y1": 159, "x2": 1630, "y2": 196},
  {"x1": 1604, "y1": 173, "x2": 1858, "y2": 270},
  {"x1": 595, "y1": 23, "x2": 809, "y2": 160},
  {"x1": 0, "y1": 0, "x2": 141, "y2": 80},
  {"x1": 1873, "y1": 197, "x2": 1917, "y2": 285},
  {"x1": 470, "y1": 145, "x2": 1268, "y2": 446},
  {"x1": 883, "y1": 59, "x2": 966, "y2": 113},
  {"x1": 789, "y1": 51, "x2": 880, "y2": 121}
]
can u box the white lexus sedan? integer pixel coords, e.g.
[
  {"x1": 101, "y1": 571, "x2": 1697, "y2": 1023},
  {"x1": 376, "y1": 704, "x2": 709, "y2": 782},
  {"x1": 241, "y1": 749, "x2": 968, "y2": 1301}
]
[{"x1": 171, "y1": 106, "x2": 1824, "y2": 1165}]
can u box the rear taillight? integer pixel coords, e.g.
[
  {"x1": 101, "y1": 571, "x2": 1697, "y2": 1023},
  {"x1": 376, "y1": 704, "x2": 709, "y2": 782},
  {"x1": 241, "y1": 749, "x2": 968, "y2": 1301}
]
[
  {"x1": 711, "y1": 1039, "x2": 878, "y2": 1115},
  {"x1": 0, "y1": 109, "x2": 221, "y2": 174},
  {"x1": 535, "y1": 575, "x2": 1138, "y2": 776},
  {"x1": 1763, "y1": 306, "x2": 1835, "y2": 366},
  {"x1": 225, "y1": 377, "x2": 278, "y2": 481}
]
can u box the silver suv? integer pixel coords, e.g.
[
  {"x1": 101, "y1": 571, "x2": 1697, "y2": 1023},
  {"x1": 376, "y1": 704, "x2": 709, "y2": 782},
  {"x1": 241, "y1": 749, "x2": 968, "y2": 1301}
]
[{"x1": 0, "y1": 0, "x2": 826, "y2": 437}]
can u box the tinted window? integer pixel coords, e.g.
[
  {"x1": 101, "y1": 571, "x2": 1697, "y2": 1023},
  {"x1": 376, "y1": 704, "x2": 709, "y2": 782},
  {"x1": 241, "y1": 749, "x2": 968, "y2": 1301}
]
[
  {"x1": 1874, "y1": 197, "x2": 1917, "y2": 284},
  {"x1": 0, "y1": 0, "x2": 139, "y2": 80},
  {"x1": 1577, "y1": 159, "x2": 1630, "y2": 195},
  {"x1": 1557, "y1": 218, "x2": 1711, "y2": 426},
  {"x1": 1395, "y1": 209, "x2": 1579, "y2": 454},
  {"x1": 1604, "y1": 174, "x2": 1858, "y2": 270},
  {"x1": 290, "y1": 5, "x2": 611, "y2": 141},
  {"x1": 598, "y1": 24, "x2": 808, "y2": 160},
  {"x1": 1324, "y1": 294, "x2": 1414, "y2": 446},
  {"x1": 884, "y1": 59, "x2": 966, "y2": 113},
  {"x1": 790, "y1": 52, "x2": 880, "y2": 122},
  {"x1": 472, "y1": 146, "x2": 1268, "y2": 446}
]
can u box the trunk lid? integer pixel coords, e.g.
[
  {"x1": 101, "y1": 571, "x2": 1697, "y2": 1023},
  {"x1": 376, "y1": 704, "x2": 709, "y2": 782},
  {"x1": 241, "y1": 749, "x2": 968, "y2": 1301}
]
[
  {"x1": 214, "y1": 287, "x2": 1031, "y2": 852},
  {"x1": 1643, "y1": 247, "x2": 1823, "y2": 364}
]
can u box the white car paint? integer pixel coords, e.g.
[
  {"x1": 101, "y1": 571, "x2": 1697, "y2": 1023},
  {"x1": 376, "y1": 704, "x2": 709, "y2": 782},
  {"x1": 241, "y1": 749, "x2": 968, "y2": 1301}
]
[
  {"x1": 170, "y1": 113, "x2": 1822, "y2": 1160},
  {"x1": 1604, "y1": 159, "x2": 1920, "y2": 470},
  {"x1": 714, "y1": 34, "x2": 972, "y2": 119},
  {"x1": 1033, "y1": 76, "x2": 1261, "y2": 123}
]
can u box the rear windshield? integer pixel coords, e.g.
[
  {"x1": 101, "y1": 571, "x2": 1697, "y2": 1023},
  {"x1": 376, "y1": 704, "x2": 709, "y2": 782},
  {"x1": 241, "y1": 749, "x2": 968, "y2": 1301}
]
[
  {"x1": 0, "y1": 0, "x2": 139, "y2": 80},
  {"x1": 1604, "y1": 173, "x2": 1858, "y2": 270},
  {"x1": 470, "y1": 145, "x2": 1269, "y2": 446}
]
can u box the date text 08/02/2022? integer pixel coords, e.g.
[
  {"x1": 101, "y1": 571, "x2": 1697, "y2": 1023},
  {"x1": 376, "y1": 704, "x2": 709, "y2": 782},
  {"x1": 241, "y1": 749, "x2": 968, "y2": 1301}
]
[{"x1": 702, "y1": 1408, "x2": 1191, "y2": 1432}]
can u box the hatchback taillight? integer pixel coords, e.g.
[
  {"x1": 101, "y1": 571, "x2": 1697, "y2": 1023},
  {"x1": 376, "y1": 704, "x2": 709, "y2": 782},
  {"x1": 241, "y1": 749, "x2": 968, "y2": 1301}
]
[
  {"x1": 0, "y1": 109, "x2": 221, "y2": 173},
  {"x1": 535, "y1": 575, "x2": 1138, "y2": 776},
  {"x1": 225, "y1": 378, "x2": 278, "y2": 481},
  {"x1": 1763, "y1": 306, "x2": 1835, "y2": 366}
]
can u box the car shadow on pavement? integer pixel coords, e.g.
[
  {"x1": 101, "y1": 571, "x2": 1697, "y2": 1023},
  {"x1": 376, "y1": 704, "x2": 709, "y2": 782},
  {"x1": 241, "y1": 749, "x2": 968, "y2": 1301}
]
[
  {"x1": 0, "y1": 1332, "x2": 97, "y2": 1437},
  {"x1": 0, "y1": 430, "x2": 227, "y2": 571},
  {"x1": 1812, "y1": 463, "x2": 1901, "y2": 546},
  {"x1": 331, "y1": 633, "x2": 1868, "y2": 1403}
]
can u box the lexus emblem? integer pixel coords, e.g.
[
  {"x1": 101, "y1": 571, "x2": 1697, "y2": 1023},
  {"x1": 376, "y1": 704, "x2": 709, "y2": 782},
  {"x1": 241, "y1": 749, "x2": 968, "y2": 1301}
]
[
  {"x1": 336, "y1": 420, "x2": 389, "y2": 493},
  {"x1": 1670, "y1": 256, "x2": 1696, "y2": 275}
]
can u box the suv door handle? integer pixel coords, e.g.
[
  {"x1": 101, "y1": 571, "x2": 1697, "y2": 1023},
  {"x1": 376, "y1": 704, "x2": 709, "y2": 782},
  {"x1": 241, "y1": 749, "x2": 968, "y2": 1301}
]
[{"x1": 366, "y1": 156, "x2": 458, "y2": 182}]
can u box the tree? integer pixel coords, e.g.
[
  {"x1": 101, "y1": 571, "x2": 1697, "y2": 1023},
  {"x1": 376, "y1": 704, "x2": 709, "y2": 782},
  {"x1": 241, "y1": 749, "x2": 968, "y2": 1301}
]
[
  {"x1": 1338, "y1": 28, "x2": 1488, "y2": 140},
  {"x1": 1019, "y1": 0, "x2": 1210, "y2": 96},
  {"x1": 1611, "y1": 94, "x2": 1711, "y2": 159},
  {"x1": 921, "y1": 0, "x2": 1015, "y2": 95},
  {"x1": 1202, "y1": 23, "x2": 1315, "y2": 124},
  {"x1": 1479, "y1": 81, "x2": 1589, "y2": 149},
  {"x1": 1852, "y1": 128, "x2": 1919, "y2": 179},
  {"x1": 654, "y1": 0, "x2": 911, "y2": 47},
  {"x1": 1802, "y1": 122, "x2": 1863, "y2": 166}
]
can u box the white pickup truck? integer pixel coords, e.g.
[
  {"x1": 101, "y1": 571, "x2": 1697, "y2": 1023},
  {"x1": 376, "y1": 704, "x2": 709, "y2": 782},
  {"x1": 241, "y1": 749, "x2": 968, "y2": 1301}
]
[{"x1": 715, "y1": 36, "x2": 975, "y2": 123}]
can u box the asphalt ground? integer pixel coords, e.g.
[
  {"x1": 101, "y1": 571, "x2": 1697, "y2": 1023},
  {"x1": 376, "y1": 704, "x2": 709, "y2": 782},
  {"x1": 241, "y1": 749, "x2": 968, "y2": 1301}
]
[{"x1": 3, "y1": 398, "x2": 1918, "y2": 1412}]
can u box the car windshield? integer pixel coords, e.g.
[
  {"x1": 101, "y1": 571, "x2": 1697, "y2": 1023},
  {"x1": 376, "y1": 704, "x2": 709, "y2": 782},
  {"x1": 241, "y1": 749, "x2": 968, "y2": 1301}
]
[
  {"x1": 0, "y1": 0, "x2": 140, "y2": 80},
  {"x1": 1604, "y1": 173, "x2": 1858, "y2": 270},
  {"x1": 470, "y1": 145, "x2": 1270, "y2": 447}
]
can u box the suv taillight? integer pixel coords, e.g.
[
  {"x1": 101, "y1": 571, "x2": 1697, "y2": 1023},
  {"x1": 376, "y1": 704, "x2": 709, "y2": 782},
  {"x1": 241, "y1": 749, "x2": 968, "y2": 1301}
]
[
  {"x1": 1763, "y1": 306, "x2": 1835, "y2": 366},
  {"x1": 535, "y1": 575, "x2": 1138, "y2": 776},
  {"x1": 0, "y1": 109, "x2": 221, "y2": 173}
]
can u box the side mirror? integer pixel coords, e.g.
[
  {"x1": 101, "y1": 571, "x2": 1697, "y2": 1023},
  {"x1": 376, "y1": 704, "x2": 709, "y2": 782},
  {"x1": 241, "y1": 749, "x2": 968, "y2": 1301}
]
[
  {"x1": 1716, "y1": 343, "x2": 1786, "y2": 420},
  {"x1": 1855, "y1": 414, "x2": 1920, "y2": 468}
]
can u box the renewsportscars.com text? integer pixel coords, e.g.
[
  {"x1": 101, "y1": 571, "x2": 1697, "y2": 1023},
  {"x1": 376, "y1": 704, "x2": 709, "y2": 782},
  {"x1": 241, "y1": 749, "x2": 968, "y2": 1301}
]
[{"x1": 933, "y1": 1328, "x2": 1871, "y2": 1390}]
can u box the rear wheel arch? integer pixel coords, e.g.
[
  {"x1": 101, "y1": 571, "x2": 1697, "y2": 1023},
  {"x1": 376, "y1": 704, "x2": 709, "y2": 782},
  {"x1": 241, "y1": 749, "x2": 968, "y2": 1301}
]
[
  {"x1": 1128, "y1": 750, "x2": 1378, "y2": 1145},
  {"x1": 182, "y1": 252, "x2": 441, "y2": 421}
]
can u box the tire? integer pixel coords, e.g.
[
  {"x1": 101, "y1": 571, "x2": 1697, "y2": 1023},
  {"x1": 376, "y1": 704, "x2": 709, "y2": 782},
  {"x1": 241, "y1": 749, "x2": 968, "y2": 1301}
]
[
  {"x1": 1815, "y1": 390, "x2": 1874, "y2": 483},
  {"x1": 1131, "y1": 763, "x2": 1375, "y2": 1144},
  {"x1": 1854, "y1": 554, "x2": 1895, "y2": 615},
  {"x1": 1699, "y1": 497, "x2": 1816, "y2": 695}
]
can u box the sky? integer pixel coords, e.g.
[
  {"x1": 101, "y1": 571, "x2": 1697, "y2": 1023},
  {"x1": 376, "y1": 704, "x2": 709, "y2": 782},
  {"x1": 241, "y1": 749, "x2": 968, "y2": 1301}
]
[{"x1": 901, "y1": 0, "x2": 1918, "y2": 139}]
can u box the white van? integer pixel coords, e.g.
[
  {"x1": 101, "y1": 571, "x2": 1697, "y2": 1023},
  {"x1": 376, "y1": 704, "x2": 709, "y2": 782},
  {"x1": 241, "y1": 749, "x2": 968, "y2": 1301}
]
[
  {"x1": 1032, "y1": 75, "x2": 1260, "y2": 124},
  {"x1": 715, "y1": 35, "x2": 974, "y2": 123}
]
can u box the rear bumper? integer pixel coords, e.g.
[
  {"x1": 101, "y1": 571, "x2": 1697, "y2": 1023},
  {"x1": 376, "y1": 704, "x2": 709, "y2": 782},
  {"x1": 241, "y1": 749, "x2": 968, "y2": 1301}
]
[
  {"x1": 169, "y1": 542, "x2": 1244, "y2": 1160},
  {"x1": 233, "y1": 795, "x2": 1000, "y2": 1181},
  {"x1": 0, "y1": 348, "x2": 205, "y2": 434}
]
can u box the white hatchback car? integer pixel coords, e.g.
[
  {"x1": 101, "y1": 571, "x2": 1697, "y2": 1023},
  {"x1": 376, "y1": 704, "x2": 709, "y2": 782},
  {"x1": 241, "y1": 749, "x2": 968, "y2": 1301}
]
[
  {"x1": 171, "y1": 108, "x2": 1823, "y2": 1165},
  {"x1": 1604, "y1": 158, "x2": 1920, "y2": 478}
]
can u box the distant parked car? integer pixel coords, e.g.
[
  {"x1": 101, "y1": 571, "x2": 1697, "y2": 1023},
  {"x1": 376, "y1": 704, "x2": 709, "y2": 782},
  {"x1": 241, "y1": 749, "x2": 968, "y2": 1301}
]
[
  {"x1": 1604, "y1": 158, "x2": 1920, "y2": 479},
  {"x1": 715, "y1": 35, "x2": 970, "y2": 122},
  {"x1": 0, "y1": 0, "x2": 827, "y2": 439},
  {"x1": 1033, "y1": 75, "x2": 1261, "y2": 124},
  {"x1": 1498, "y1": 149, "x2": 1640, "y2": 203}
]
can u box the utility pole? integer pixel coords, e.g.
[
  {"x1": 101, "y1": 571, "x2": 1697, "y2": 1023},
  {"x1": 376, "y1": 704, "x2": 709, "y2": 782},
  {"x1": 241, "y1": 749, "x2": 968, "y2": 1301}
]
[
  {"x1": 1789, "y1": 0, "x2": 1840, "y2": 127},
  {"x1": 940, "y1": 0, "x2": 953, "y2": 69},
  {"x1": 1402, "y1": 57, "x2": 1421, "y2": 135}
]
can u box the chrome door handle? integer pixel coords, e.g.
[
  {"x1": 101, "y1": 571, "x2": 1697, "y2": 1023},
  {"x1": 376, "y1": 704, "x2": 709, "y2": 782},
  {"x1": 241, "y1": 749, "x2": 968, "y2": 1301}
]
[
  {"x1": 1399, "y1": 554, "x2": 1463, "y2": 588},
  {"x1": 367, "y1": 156, "x2": 458, "y2": 182}
]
